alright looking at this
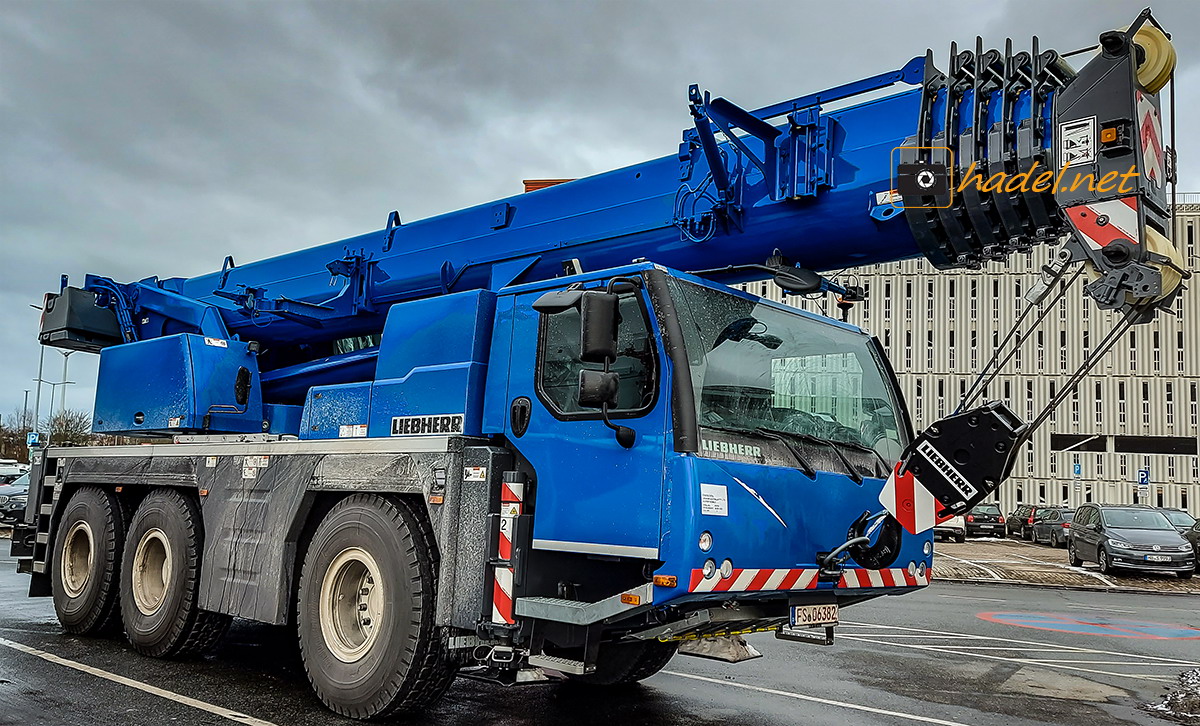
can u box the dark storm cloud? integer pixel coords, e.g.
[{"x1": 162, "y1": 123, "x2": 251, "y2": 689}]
[{"x1": 1, "y1": 0, "x2": 1197, "y2": 420}]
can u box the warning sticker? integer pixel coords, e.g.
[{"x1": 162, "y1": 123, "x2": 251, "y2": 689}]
[
  {"x1": 700, "y1": 483, "x2": 728, "y2": 517},
  {"x1": 244, "y1": 455, "x2": 269, "y2": 469},
  {"x1": 241, "y1": 466, "x2": 257, "y2": 480},
  {"x1": 464, "y1": 466, "x2": 487, "y2": 482},
  {"x1": 500, "y1": 502, "x2": 521, "y2": 517},
  {"x1": 875, "y1": 189, "x2": 902, "y2": 206},
  {"x1": 1059, "y1": 117, "x2": 1097, "y2": 168},
  {"x1": 203, "y1": 337, "x2": 229, "y2": 348},
  {"x1": 338, "y1": 424, "x2": 368, "y2": 438},
  {"x1": 205, "y1": 456, "x2": 218, "y2": 468}
]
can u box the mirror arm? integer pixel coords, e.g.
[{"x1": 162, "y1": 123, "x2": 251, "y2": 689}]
[{"x1": 599, "y1": 402, "x2": 636, "y2": 449}]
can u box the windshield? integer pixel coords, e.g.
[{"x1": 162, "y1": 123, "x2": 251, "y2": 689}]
[
  {"x1": 973, "y1": 504, "x2": 1001, "y2": 516},
  {"x1": 1101, "y1": 508, "x2": 1176, "y2": 530},
  {"x1": 1162, "y1": 510, "x2": 1196, "y2": 527},
  {"x1": 665, "y1": 277, "x2": 908, "y2": 461}
]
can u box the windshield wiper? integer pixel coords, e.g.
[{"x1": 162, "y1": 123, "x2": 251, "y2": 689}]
[
  {"x1": 754, "y1": 426, "x2": 886, "y2": 484},
  {"x1": 750, "y1": 427, "x2": 817, "y2": 479}
]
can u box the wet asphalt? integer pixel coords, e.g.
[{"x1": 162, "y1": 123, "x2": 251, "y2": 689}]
[{"x1": 0, "y1": 547, "x2": 1197, "y2": 726}]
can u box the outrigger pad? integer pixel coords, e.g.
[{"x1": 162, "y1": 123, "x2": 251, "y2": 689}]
[{"x1": 880, "y1": 401, "x2": 1023, "y2": 534}]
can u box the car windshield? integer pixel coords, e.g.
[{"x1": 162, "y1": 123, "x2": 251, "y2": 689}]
[
  {"x1": 974, "y1": 504, "x2": 1001, "y2": 516},
  {"x1": 10, "y1": 473, "x2": 29, "y2": 489},
  {"x1": 1101, "y1": 508, "x2": 1176, "y2": 530},
  {"x1": 665, "y1": 277, "x2": 908, "y2": 461},
  {"x1": 1161, "y1": 510, "x2": 1197, "y2": 527}
]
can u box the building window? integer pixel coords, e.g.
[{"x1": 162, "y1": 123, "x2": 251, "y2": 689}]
[
  {"x1": 1130, "y1": 331, "x2": 1137, "y2": 370},
  {"x1": 948, "y1": 331, "x2": 955, "y2": 368},
  {"x1": 1049, "y1": 381, "x2": 1058, "y2": 423},
  {"x1": 927, "y1": 281, "x2": 935, "y2": 322},
  {"x1": 1118, "y1": 382, "x2": 1127, "y2": 425},
  {"x1": 1071, "y1": 390, "x2": 1080, "y2": 425},
  {"x1": 970, "y1": 330, "x2": 978, "y2": 369},
  {"x1": 1050, "y1": 453, "x2": 1058, "y2": 475},
  {"x1": 1179, "y1": 331, "x2": 1185, "y2": 373},
  {"x1": 1119, "y1": 455, "x2": 1128, "y2": 477},
  {"x1": 937, "y1": 379, "x2": 946, "y2": 418},
  {"x1": 884, "y1": 282, "x2": 892, "y2": 319},
  {"x1": 1156, "y1": 487, "x2": 1165, "y2": 508},
  {"x1": 1168, "y1": 457, "x2": 1176, "y2": 479},
  {"x1": 927, "y1": 330, "x2": 934, "y2": 369},
  {"x1": 1153, "y1": 331, "x2": 1161, "y2": 371},
  {"x1": 1183, "y1": 487, "x2": 1190, "y2": 510},
  {"x1": 905, "y1": 331, "x2": 912, "y2": 368},
  {"x1": 992, "y1": 280, "x2": 1000, "y2": 320},
  {"x1": 1191, "y1": 383, "x2": 1198, "y2": 427},
  {"x1": 1096, "y1": 453, "x2": 1104, "y2": 477},
  {"x1": 1037, "y1": 331, "x2": 1044, "y2": 368},
  {"x1": 1095, "y1": 382, "x2": 1103, "y2": 425},
  {"x1": 970, "y1": 280, "x2": 978, "y2": 320},
  {"x1": 1062, "y1": 484, "x2": 1069, "y2": 504},
  {"x1": 1027, "y1": 381, "x2": 1035, "y2": 420},
  {"x1": 1015, "y1": 486, "x2": 1023, "y2": 503},
  {"x1": 948, "y1": 280, "x2": 956, "y2": 317},
  {"x1": 905, "y1": 281, "x2": 913, "y2": 320},
  {"x1": 1060, "y1": 331, "x2": 1068, "y2": 369},
  {"x1": 1142, "y1": 382, "x2": 1151, "y2": 426},
  {"x1": 1166, "y1": 383, "x2": 1175, "y2": 427},
  {"x1": 1038, "y1": 482, "x2": 1046, "y2": 501}
]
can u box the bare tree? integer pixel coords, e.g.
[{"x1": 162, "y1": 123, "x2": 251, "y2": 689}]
[{"x1": 42, "y1": 408, "x2": 94, "y2": 446}]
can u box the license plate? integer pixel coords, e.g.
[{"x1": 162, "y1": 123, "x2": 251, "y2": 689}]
[
  {"x1": 1145, "y1": 554, "x2": 1172, "y2": 562},
  {"x1": 979, "y1": 524, "x2": 996, "y2": 529},
  {"x1": 791, "y1": 603, "x2": 839, "y2": 628}
]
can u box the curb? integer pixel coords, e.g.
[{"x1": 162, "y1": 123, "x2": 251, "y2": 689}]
[{"x1": 934, "y1": 575, "x2": 1200, "y2": 598}]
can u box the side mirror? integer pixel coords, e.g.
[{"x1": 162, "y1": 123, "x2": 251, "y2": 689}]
[
  {"x1": 580, "y1": 291, "x2": 619, "y2": 363},
  {"x1": 578, "y1": 369, "x2": 620, "y2": 408}
]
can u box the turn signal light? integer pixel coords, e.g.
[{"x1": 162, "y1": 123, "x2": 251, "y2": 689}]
[{"x1": 652, "y1": 575, "x2": 678, "y2": 588}]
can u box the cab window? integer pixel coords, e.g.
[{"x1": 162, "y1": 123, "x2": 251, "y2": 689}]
[{"x1": 536, "y1": 291, "x2": 657, "y2": 417}]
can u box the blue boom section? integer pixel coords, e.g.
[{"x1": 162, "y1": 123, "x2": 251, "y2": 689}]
[{"x1": 96, "y1": 59, "x2": 931, "y2": 354}]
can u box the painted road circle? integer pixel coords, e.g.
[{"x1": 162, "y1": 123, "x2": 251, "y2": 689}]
[{"x1": 978, "y1": 611, "x2": 1200, "y2": 639}]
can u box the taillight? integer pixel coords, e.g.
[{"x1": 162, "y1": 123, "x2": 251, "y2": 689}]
[
  {"x1": 1062, "y1": 522, "x2": 1071, "y2": 528},
  {"x1": 1028, "y1": 517, "x2": 1034, "y2": 524},
  {"x1": 998, "y1": 516, "x2": 1006, "y2": 523},
  {"x1": 967, "y1": 515, "x2": 975, "y2": 522}
]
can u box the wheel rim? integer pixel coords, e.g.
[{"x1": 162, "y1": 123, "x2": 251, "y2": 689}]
[
  {"x1": 131, "y1": 528, "x2": 172, "y2": 616},
  {"x1": 319, "y1": 547, "x2": 385, "y2": 663},
  {"x1": 60, "y1": 520, "x2": 95, "y2": 599}
]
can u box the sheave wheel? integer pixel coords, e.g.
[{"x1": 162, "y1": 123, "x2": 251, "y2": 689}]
[
  {"x1": 298, "y1": 495, "x2": 455, "y2": 719},
  {"x1": 120, "y1": 489, "x2": 230, "y2": 657},
  {"x1": 51, "y1": 487, "x2": 127, "y2": 634}
]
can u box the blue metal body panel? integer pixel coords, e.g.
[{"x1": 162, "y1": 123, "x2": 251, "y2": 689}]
[
  {"x1": 93, "y1": 334, "x2": 263, "y2": 435},
  {"x1": 299, "y1": 382, "x2": 371, "y2": 440}
]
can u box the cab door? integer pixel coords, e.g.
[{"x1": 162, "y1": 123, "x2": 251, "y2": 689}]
[{"x1": 501, "y1": 281, "x2": 669, "y2": 559}]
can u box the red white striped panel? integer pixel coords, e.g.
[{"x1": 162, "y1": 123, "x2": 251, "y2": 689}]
[
  {"x1": 501, "y1": 480, "x2": 525, "y2": 504},
  {"x1": 838, "y1": 567, "x2": 929, "y2": 589},
  {"x1": 492, "y1": 566, "x2": 514, "y2": 624},
  {"x1": 688, "y1": 567, "x2": 819, "y2": 593},
  {"x1": 1065, "y1": 198, "x2": 1139, "y2": 251},
  {"x1": 1137, "y1": 90, "x2": 1165, "y2": 187},
  {"x1": 878, "y1": 461, "x2": 950, "y2": 535}
]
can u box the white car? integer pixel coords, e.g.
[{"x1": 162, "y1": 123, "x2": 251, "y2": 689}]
[{"x1": 934, "y1": 514, "x2": 967, "y2": 543}]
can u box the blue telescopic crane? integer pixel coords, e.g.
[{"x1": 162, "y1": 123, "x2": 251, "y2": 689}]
[{"x1": 16, "y1": 8, "x2": 1185, "y2": 718}]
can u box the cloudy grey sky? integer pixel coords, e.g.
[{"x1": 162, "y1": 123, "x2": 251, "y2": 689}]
[{"x1": 1, "y1": 0, "x2": 1197, "y2": 424}]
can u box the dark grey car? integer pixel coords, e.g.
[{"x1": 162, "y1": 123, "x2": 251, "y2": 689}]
[
  {"x1": 0, "y1": 473, "x2": 29, "y2": 524},
  {"x1": 1032, "y1": 509, "x2": 1074, "y2": 548},
  {"x1": 1068, "y1": 504, "x2": 1195, "y2": 578}
]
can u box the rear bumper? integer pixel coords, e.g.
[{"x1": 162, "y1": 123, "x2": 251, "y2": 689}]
[
  {"x1": 966, "y1": 522, "x2": 1003, "y2": 535},
  {"x1": 685, "y1": 565, "x2": 930, "y2": 595}
]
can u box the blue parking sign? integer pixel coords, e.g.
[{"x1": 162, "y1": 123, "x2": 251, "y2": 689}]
[
  {"x1": 26, "y1": 431, "x2": 44, "y2": 447},
  {"x1": 1073, "y1": 462, "x2": 1082, "y2": 477},
  {"x1": 1137, "y1": 468, "x2": 1150, "y2": 485}
]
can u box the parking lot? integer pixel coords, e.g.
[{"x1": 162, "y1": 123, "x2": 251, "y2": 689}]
[{"x1": 1, "y1": 546, "x2": 1199, "y2": 726}]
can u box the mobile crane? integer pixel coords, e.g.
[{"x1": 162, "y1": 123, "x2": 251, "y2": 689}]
[{"x1": 12, "y1": 9, "x2": 1184, "y2": 719}]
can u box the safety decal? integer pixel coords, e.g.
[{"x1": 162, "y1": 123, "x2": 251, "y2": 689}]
[
  {"x1": 688, "y1": 567, "x2": 819, "y2": 593},
  {"x1": 1065, "y1": 197, "x2": 1140, "y2": 251},
  {"x1": 838, "y1": 567, "x2": 929, "y2": 588},
  {"x1": 699, "y1": 483, "x2": 728, "y2": 516},
  {"x1": 464, "y1": 466, "x2": 487, "y2": 482},
  {"x1": 1059, "y1": 116, "x2": 1096, "y2": 167},
  {"x1": 1137, "y1": 91, "x2": 1165, "y2": 187},
  {"x1": 878, "y1": 461, "x2": 951, "y2": 535},
  {"x1": 338, "y1": 424, "x2": 367, "y2": 438}
]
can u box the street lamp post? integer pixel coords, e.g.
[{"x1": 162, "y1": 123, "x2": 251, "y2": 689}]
[
  {"x1": 44, "y1": 380, "x2": 75, "y2": 446},
  {"x1": 22, "y1": 389, "x2": 31, "y2": 429}
]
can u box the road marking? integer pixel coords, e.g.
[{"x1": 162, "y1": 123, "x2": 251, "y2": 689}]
[
  {"x1": 936, "y1": 552, "x2": 1002, "y2": 579},
  {"x1": 840, "y1": 634, "x2": 1176, "y2": 683},
  {"x1": 1066, "y1": 604, "x2": 1138, "y2": 615},
  {"x1": 845, "y1": 620, "x2": 1200, "y2": 665},
  {"x1": 1007, "y1": 553, "x2": 1117, "y2": 587},
  {"x1": 0, "y1": 637, "x2": 279, "y2": 726},
  {"x1": 662, "y1": 670, "x2": 972, "y2": 726},
  {"x1": 937, "y1": 594, "x2": 1007, "y2": 603}
]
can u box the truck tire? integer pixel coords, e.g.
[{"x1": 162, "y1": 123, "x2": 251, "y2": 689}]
[
  {"x1": 297, "y1": 495, "x2": 455, "y2": 718},
  {"x1": 568, "y1": 641, "x2": 678, "y2": 686},
  {"x1": 51, "y1": 487, "x2": 127, "y2": 634},
  {"x1": 120, "y1": 489, "x2": 230, "y2": 658}
]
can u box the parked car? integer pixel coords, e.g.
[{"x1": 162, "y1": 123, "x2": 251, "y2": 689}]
[
  {"x1": 1187, "y1": 520, "x2": 1200, "y2": 561},
  {"x1": 1159, "y1": 508, "x2": 1197, "y2": 534},
  {"x1": 965, "y1": 503, "x2": 1005, "y2": 537},
  {"x1": 1007, "y1": 504, "x2": 1034, "y2": 537},
  {"x1": 1010, "y1": 504, "x2": 1063, "y2": 541},
  {"x1": 1032, "y1": 508, "x2": 1074, "y2": 548},
  {"x1": 1068, "y1": 503, "x2": 1196, "y2": 578},
  {"x1": 0, "y1": 472, "x2": 29, "y2": 525},
  {"x1": 935, "y1": 514, "x2": 967, "y2": 543}
]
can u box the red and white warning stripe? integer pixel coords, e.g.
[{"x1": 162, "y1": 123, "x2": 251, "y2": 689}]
[
  {"x1": 688, "y1": 567, "x2": 819, "y2": 593},
  {"x1": 491, "y1": 479, "x2": 525, "y2": 625},
  {"x1": 1137, "y1": 90, "x2": 1165, "y2": 188},
  {"x1": 1065, "y1": 197, "x2": 1140, "y2": 251},
  {"x1": 838, "y1": 567, "x2": 929, "y2": 589},
  {"x1": 878, "y1": 461, "x2": 954, "y2": 535}
]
